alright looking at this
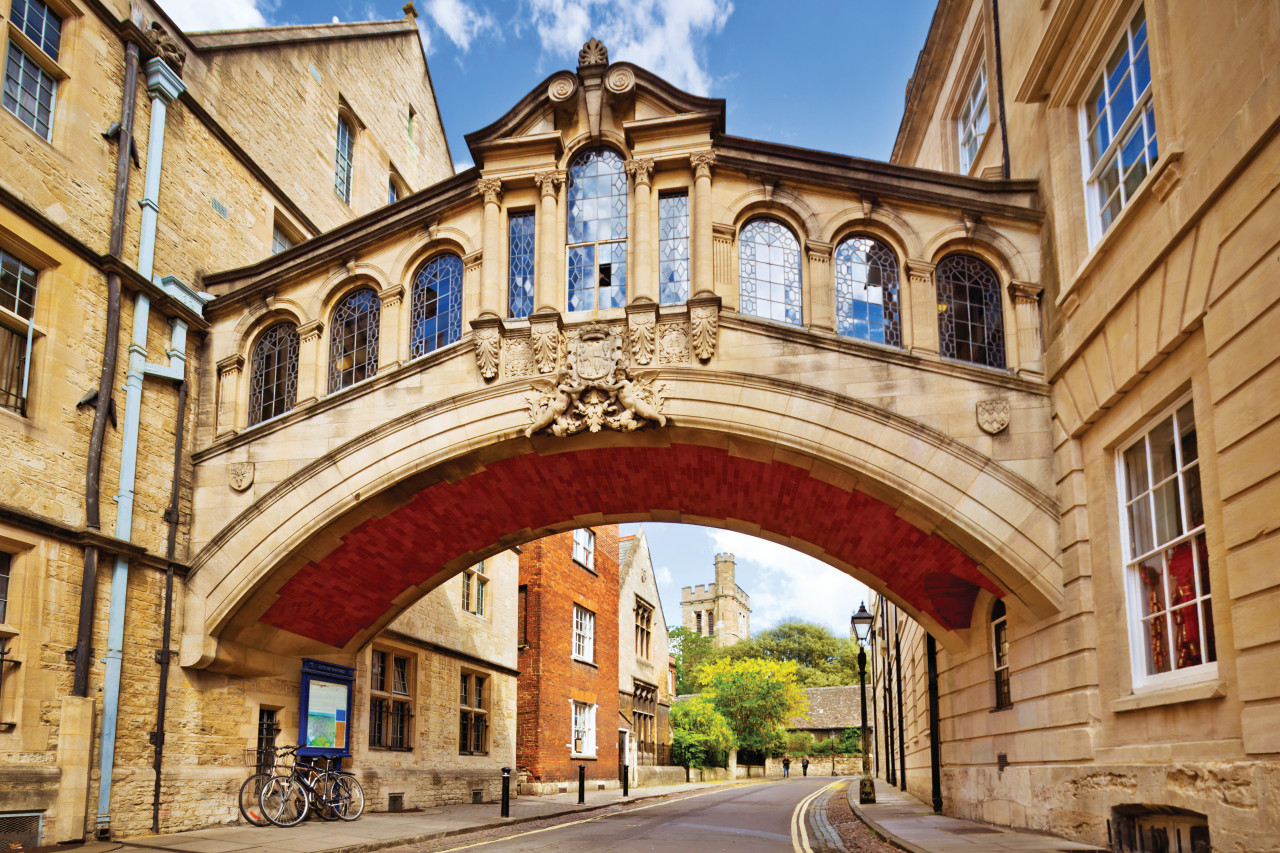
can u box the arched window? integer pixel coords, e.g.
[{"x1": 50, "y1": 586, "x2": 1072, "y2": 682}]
[
  {"x1": 248, "y1": 322, "x2": 300, "y2": 426},
  {"x1": 411, "y1": 254, "x2": 463, "y2": 357},
  {"x1": 835, "y1": 236, "x2": 901, "y2": 346},
  {"x1": 328, "y1": 289, "x2": 380, "y2": 393},
  {"x1": 566, "y1": 148, "x2": 627, "y2": 311},
  {"x1": 991, "y1": 599, "x2": 1011, "y2": 709},
  {"x1": 738, "y1": 218, "x2": 801, "y2": 325},
  {"x1": 936, "y1": 254, "x2": 1005, "y2": 368}
]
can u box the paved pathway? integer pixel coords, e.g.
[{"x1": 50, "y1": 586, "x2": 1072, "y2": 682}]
[
  {"x1": 78, "y1": 778, "x2": 765, "y2": 853},
  {"x1": 848, "y1": 780, "x2": 1108, "y2": 853}
]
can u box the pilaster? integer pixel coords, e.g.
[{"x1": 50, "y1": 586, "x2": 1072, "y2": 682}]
[
  {"x1": 378, "y1": 285, "x2": 405, "y2": 371},
  {"x1": 906, "y1": 260, "x2": 939, "y2": 356},
  {"x1": 535, "y1": 170, "x2": 565, "y2": 312},
  {"x1": 215, "y1": 354, "x2": 243, "y2": 438},
  {"x1": 806, "y1": 241, "x2": 834, "y2": 331},
  {"x1": 296, "y1": 320, "x2": 324, "y2": 404},
  {"x1": 626, "y1": 158, "x2": 655, "y2": 304},
  {"x1": 1008, "y1": 280, "x2": 1045, "y2": 377},
  {"x1": 477, "y1": 177, "x2": 504, "y2": 318},
  {"x1": 691, "y1": 151, "x2": 716, "y2": 303}
]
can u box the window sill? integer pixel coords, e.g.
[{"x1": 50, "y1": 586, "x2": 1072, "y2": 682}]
[
  {"x1": 571, "y1": 656, "x2": 597, "y2": 668},
  {"x1": 570, "y1": 753, "x2": 597, "y2": 761},
  {"x1": 0, "y1": 623, "x2": 18, "y2": 639},
  {"x1": 573, "y1": 559, "x2": 597, "y2": 575},
  {"x1": 1110, "y1": 678, "x2": 1226, "y2": 713}
]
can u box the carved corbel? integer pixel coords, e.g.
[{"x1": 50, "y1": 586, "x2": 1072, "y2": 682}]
[
  {"x1": 528, "y1": 308, "x2": 564, "y2": 374},
  {"x1": 296, "y1": 320, "x2": 324, "y2": 344},
  {"x1": 625, "y1": 300, "x2": 658, "y2": 366},
  {"x1": 688, "y1": 291, "x2": 721, "y2": 362},
  {"x1": 470, "y1": 315, "x2": 503, "y2": 381}
]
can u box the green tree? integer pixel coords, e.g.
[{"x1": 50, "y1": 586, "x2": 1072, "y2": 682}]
[
  {"x1": 668, "y1": 627, "x2": 715, "y2": 695},
  {"x1": 698, "y1": 657, "x2": 809, "y2": 755},
  {"x1": 750, "y1": 620, "x2": 864, "y2": 687},
  {"x1": 670, "y1": 696, "x2": 735, "y2": 768}
]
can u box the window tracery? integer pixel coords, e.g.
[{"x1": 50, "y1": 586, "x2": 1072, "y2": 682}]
[
  {"x1": 738, "y1": 218, "x2": 801, "y2": 326},
  {"x1": 411, "y1": 254, "x2": 463, "y2": 357},
  {"x1": 566, "y1": 148, "x2": 627, "y2": 311},
  {"x1": 248, "y1": 322, "x2": 300, "y2": 426},
  {"x1": 936, "y1": 254, "x2": 1005, "y2": 369},
  {"x1": 835, "y1": 236, "x2": 900, "y2": 346},
  {"x1": 328, "y1": 289, "x2": 380, "y2": 392}
]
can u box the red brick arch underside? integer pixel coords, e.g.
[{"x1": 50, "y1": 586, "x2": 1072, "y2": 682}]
[{"x1": 259, "y1": 443, "x2": 1001, "y2": 648}]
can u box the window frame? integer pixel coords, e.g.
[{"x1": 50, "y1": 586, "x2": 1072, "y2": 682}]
[
  {"x1": 409, "y1": 253, "x2": 464, "y2": 358},
  {"x1": 327, "y1": 288, "x2": 380, "y2": 393},
  {"x1": 957, "y1": 62, "x2": 989, "y2": 175},
  {"x1": 935, "y1": 253, "x2": 1006, "y2": 370},
  {"x1": 565, "y1": 147, "x2": 628, "y2": 312},
  {"x1": 335, "y1": 113, "x2": 355, "y2": 204},
  {"x1": 0, "y1": 551, "x2": 11, "y2": 624},
  {"x1": 738, "y1": 217, "x2": 802, "y2": 326},
  {"x1": 572, "y1": 604, "x2": 595, "y2": 664},
  {"x1": 458, "y1": 670, "x2": 489, "y2": 756},
  {"x1": 570, "y1": 700, "x2": 597, "y2": 758},
  {"x1": 0, "y1": 248, "x2": 40, "y2": 417},
  {"x1": 635, "y1": 597, "x2": 653, "y2": 660},
  {"x1": 991, "y1": 599, "x2": 1012, "y2": 710},
  {"x1": 368, "y1": 647, "x2": 414, "y2": 751},
  {"x1": 1116, "y1": 394, "x2": 1215, "y2": 691},
  {"x1": 507, "y1": 209, "x2": 536, "y2": 320},
  {"x1": 2, "y1": 0, "x2": 67, "y2": 144},
  {"x1": 572, "y1": 528, "x2": 595, "y2": 571},
  {"x1": 834, "y1": 234, "x2": 902, "y2": 347},
  {"x1": 246, "y1": 322, "x2": 300, "y2": 427},
  {"x1": 1079, "y1": 2, "x2": 1156, "y2": 244},
  {"x1": 657, "y1": 191, "x2": 690, "y2": 306},
  {"x1": 460, "y1": 562, "x2": 487, "y2": 617}
]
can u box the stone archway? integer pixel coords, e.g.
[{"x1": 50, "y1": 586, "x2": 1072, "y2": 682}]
[{"x1": 181, "y1": 371, "x2": 1060, "y2": 675}]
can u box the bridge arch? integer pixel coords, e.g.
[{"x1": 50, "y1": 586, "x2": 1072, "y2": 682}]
[{"x1": 182, "y1": 374, "x2": 1062, "y2": 675}]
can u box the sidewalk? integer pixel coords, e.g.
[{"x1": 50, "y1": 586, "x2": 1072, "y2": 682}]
[
  {"x1": 848, "y1": 780, "x2": 1109, "y2": 853},
  {"x1": 81, "y1": 778, "x2": 754, "y2": 853}
]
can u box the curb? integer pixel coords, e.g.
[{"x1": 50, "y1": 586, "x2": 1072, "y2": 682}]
[
  {"x1": 806, "y1": 782, "x2": 847, "y2": 852},
  {"x1": 844, "y1": 785, "x2": 931, "y2": 853}
]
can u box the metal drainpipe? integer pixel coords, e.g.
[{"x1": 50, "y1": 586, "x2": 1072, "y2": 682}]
[
  {"x1": 95, "y1": 56, "x2": 187, "y2": 838},
  {"x1": 926, "y1": 633, "x2": 943, "y2": 813},
  {"x1": 895, "y1": 604, "x2": 906, "y2": 792}
]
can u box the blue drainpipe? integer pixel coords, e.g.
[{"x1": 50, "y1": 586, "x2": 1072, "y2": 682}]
[{"x1": 96, "y1": 57, "x2": 194, "y2": 837}]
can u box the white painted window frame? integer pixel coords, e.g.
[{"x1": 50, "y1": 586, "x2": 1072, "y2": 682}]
[
  {"x1": 572, "y1": 604, "x2": 594, "y2": 663},
  {"x1": 957, "y1": 63, "x2": 988, "y2": 174},
  {"x1": 572, "y1": 528, "x2": 595, "y2": 571},
  {"x1": 570, "y1": 700, "x2": 596, "y2": 758}
]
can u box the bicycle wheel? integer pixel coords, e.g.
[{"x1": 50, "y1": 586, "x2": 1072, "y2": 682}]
[
  {"x1": 307, "y1": 768, "x2": 343, "y2": 821},
  {"x1": 238, "y1": 773, "x2": 274, "y2": 827},
  {"x1": 332, "y1": 774, "x2": 365, "y2": 821},
  {"x1": 259, "y1": 775, "x2": 308, "y2": 827}
]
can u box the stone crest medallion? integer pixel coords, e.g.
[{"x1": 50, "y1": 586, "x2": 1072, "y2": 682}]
[
  {"x1": 976, "y1": 399, "x2": 1011, "y2": 435},
  {"x1": 525, "y1": 322, "x2": 667, "y2": 437},
  {"x1": 228, "y1": 461, "x2": 254, "y2": 491}
]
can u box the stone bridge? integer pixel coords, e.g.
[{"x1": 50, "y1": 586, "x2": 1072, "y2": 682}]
[{"x1": 183, "y1": 42, "x2": 1055, "y2": 674}]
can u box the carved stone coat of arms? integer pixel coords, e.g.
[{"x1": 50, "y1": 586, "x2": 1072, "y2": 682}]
[{"x1": 525, "y1": 323, "x2": 667, "y2": 437}]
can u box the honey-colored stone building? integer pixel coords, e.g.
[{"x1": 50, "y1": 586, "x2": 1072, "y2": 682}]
[{"x1": 680, "y1": 552, "x2": 750, "y2": 649}]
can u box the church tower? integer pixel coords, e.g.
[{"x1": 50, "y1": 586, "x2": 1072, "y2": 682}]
[{"x1": 681, "y1": 552, "x2": 751, "y2": 648}]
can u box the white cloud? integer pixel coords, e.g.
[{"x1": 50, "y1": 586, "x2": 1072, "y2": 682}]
[
  {"x1": 525, "y1": 0, "x2": 733, "y2": 95},
  {"x1": 416, "y1": 17, "x2": 434, "y2": 54},
  {"x1": 428, "y1": 0, "x2": 498, "y2": 52},
  {"x1": 705, "y1": 529, "x2": 871, "y2": 638},
  {"x1": 159, "y1": 0, "x2": 269, "y2": 31},
  {"x1": 656, "y1": 565, "x2": 673, "y2": 585}
]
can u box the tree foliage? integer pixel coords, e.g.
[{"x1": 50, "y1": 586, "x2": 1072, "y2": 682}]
[
  {"x1": 668, "y1": 627, "x2": 715, "y2": 695},
  {"x1": 670, "y1": 696, "x2": 735, "y2": 768},
  {"x1": 698, "y1": 657, "x2": 809, "y2": 755}
]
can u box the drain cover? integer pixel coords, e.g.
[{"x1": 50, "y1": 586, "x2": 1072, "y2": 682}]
[{"x1": 942, "y1": 826, "x2": 1002, "y2": 835}]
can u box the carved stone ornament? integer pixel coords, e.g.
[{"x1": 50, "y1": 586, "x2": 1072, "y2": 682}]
[
  {"x1": 690, "y1": 151, "x2": 717, "y2": 180},
  {"x1": 525, "y1": 323, "x2": 667, "y2": 437},
  {"x1": 606, "y1": 65, "x2": 636, "y2": 95},
  {"x1": 629, "y1": 312, "x2": 655, "y2": 365},
  {"x1": 691, "y1": 303, "x2": 719, "y2": 362},
  {"x1": 976, "y1": 399, "x2": 1011, "y2": 435},
  {"x1": 474, "y1": 325, "x2": 500, "y2": 380},
  {"x1": 535, "y1": 170, "x2": 565, "y2": 198},
  {"x1": 625, "y1": 157, "x2": 654, "y2": 188},
  {"x1": 579, "y1": 38, "x2": 609, "y2": 67},
  {"x1": 505, "y1": 337, "x2": 535, "y2": 378},
  {"x1": 530, "y1": 318, "x2": 562, "y2": 374},
  {"x1": 228, "y1": 461, "x2": 254, "y2": 492},
  {"x1": 548, "y1": 71, "x2": 578, "y2": 102},
  {"x1": 659, "y1": 323, "x2": 689, "y2": 364},
  {"x1": 146, "y1": 22, "x2": 186, "y2": 77},
  {"x1": 476, "y1": 177, "x2": 503, "y2": 206}
]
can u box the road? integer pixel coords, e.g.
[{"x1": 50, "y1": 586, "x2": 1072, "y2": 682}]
[{"x1": 398, "y1": 777, "x2": 839, "y2": 853}]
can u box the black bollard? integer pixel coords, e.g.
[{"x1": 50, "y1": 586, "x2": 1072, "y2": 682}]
[
  {"x1": 578, "y1": 764, "x2": 586, "y2": 804},
  {"x1": 501, "y1": 767, "x2": 511, "y2": 818},
  {"x1": 622, "y1": 764, "x2": 629, "y2": 797}
]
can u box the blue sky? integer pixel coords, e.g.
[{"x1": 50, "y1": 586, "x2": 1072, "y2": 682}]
[{"x1": 160, "y1": 0, "x2": 931, "y2": 636}]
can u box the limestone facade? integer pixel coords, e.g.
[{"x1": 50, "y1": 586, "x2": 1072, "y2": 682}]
[
  {"x1": 877, "y1": 0, "x2": 1280, "y2": 849},
  {"x1": 0, "y1": 0, "x2": 451, "y2": 842},
  {"x1": 680, "y1": 552, "x2": 750, "y2": 649},
  {"x1": 616, "y1": 527, "x2": 674, "y2": 772}
]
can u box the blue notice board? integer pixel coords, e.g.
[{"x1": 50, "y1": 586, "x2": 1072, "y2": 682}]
[{"x1": 299, "y1": 658, "x2": 355, "y2": 757}]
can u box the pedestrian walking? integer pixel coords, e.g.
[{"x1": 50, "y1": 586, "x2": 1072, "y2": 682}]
[
  {"x1": 782, "y1": 757, "x2": 790, "y2": 778},
  {"x1": 801, "y1": 757, "x2": 809, "y2": 776}
]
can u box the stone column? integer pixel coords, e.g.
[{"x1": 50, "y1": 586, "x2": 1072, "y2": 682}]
[
  {"x1": 463, "y1": 251, "x2": 484, "y2": 326},
  {"x1": 691, "y1": 151, "x2": 716, "y2": 300},
  {"x1": 626, "y1": 158, "x2": 655, "y2": 303},
  {"x1": 806, "y1": 241, "x2": 834, "y2": 331},
  {"x1": 535, "y1": 170, "x2": 564, "y2": 312},
  {"x1": 296, "y1": 320, "x2": 324, "y2": 402},
  {"x1": 905, "y1": 260, "x2": 939, "y2": 356},
  {"x1": 378, "y1": 285, "x2": 404, "y2": 371},
  {"x1": 1008, "y1": 280, "x2": 1045, "y2": 376},
  {"x1": 712, "y1": 223, "x2": 735, "y2": 309},
  {"x1": 477, "y1": 177, "x2": 503, "y2": 318},
  {"x1": 215, "y1": 354, "x2": 243, "y2": 439}
]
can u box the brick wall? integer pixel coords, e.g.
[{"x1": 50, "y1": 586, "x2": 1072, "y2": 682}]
[{"x1": 516, "y1": 527, "x2": 620, "y2": 785}]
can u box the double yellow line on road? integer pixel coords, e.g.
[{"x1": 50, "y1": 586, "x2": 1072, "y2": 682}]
[{"x1": 790, "y1": 780, "x2": 844, "y2": 853}]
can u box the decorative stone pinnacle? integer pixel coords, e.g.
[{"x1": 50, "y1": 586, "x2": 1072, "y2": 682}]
[{"x1": 578, "y1": 38, "x2": 608, "y2": 68}]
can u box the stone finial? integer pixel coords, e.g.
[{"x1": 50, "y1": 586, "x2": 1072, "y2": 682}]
[
  {"x1": 403, "y1": 1, "x2": 418, "y2": 18},
  {"x1": 579, "y1": 37, "x2": 609, "y2": 68},
  {"x1": 145, "y1": 22, "x2": 186, "y2": 78}
]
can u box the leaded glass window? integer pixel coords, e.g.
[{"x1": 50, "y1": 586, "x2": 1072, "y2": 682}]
[
  {"x1": 835, "y1": 236, "x2": 900, "y2": 346},
  {"x1": 738, "y1": 219, "x2": 801, "y2": 325},
  {"x1": 248, "y1": 323, "x2": 299, "y2": 426},
  {"x1": 1120, "y1": 398, "x2": 1213, "y2": 682},
  {"x1": 658, "y1": 192, "x2": 689, "y2": 305},
  {"x1": 3, "y1": 43, "x2": 56, "y2": 141},
  {"x1": 328, "y1": 289, "x2": 380, "y2": 392},
  {"x1": 508, "y1": 211, "x2": 535, "y2": 319},
  {"x1": 410, "y1": 254, "x2": 463, "y2": 357},
  {"x1": 335, "y1": 115, "x2": 354, "y2": 203},
  {"x1": 936, "y1": 254, "x2": 1005, "y2": 369},
  {"x1": 1083, "y1": 4, "x2": 1155, "y2": 238},
  {"x1": 566, "y1": 148, "x2": 627, "y2": 311}
]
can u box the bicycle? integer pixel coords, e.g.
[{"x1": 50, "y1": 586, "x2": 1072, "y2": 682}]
[
  {"x1": 239, "y1": 744, "x2": 293, "y2": 827},
  {"x1": 259, "y1": 749, "x2": 365, "y2": 827}
]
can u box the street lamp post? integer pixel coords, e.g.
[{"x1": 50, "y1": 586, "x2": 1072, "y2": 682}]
[{"x1": 851, "y1": 602, "x2": 876, "y2": 804}]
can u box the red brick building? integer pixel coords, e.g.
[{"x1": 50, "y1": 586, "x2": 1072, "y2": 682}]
[{"x1": 516, "y1": 526, "x2": 621, "y2": 792}]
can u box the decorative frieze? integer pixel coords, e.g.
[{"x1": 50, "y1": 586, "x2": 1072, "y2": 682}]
[
  {"x1": 658, "y1": 321, "x2": 690, "y2": 364},
  {"x1": 627, "y1": 307, "x2": 656, "y2": 365}
]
